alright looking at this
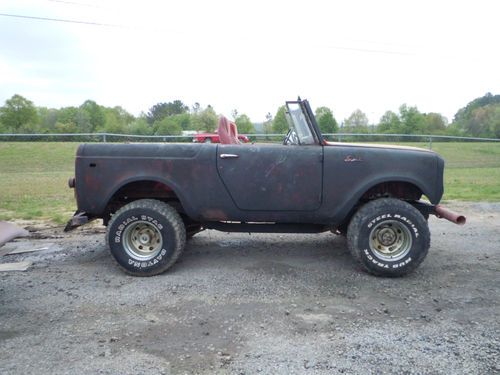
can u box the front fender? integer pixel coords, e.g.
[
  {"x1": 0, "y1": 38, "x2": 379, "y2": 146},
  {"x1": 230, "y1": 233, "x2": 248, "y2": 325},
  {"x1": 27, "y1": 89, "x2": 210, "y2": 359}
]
[
  {"x1": 332, "y1": 176, "x2": 436, "y2": 225},
  {"x1": 322, "y1": 146, "x2": 443, "y2": 224}
]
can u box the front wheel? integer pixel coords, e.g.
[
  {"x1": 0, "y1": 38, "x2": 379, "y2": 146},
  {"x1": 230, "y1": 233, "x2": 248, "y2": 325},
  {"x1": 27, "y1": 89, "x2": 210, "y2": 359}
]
[
  {"x1": 347, "y1": 198, "x2": 430, "y2": 277},
  {"x1": 106, "y1": 199, "x2": 186, "y2": 276}
]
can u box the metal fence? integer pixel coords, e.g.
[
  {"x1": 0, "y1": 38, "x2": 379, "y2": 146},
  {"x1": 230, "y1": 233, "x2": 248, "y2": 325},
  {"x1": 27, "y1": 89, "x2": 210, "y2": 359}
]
[{"x1": 1, "y1": 132, "x2": 499, "y2": 149}]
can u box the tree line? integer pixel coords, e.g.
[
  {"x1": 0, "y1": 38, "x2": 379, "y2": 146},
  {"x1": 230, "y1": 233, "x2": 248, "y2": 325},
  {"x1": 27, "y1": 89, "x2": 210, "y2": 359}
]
[{"x1": 0, "y1": 93, "x2": 498, "y2": 138}]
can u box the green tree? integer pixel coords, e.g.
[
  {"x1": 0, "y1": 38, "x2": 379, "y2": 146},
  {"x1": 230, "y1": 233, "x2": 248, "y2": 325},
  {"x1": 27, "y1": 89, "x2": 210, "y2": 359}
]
[
  {"x1": 53, "y1": 106, "x2": 84, "y2": 133},
  {"x1": 74, "y1": 109, "x2": 92, "y2": 132},
  {"x1": 0, "y1": 94, "x2": 39, "y2": 132},
  {"x1": 235, "y1": 114, "x2": 255, "y2": 134},
  {"x1": 452, "y1": 93, "x2": 500, "y2": 137},
  {"x1": 344, "y1": 109, "x2": 369, "y2": 133},
  {"x1": 128, "y1": 116, "x2": 152, "y2": 135},
  {"x1": 423, "y1": 113, "x2": 447, "y2": 134},
  {"x1": 112, "y1": 106, "x2": 135, "y2": 125},
  {"x1": 71, "y1": 102, "x2": 130, "y2": 133},
  {"x1": 38, "y1": 107, "x2": 58, "y2": 132},
  {"x1": 467, "y1": 105, "x2": 500, "y2": 137},
  {"x1": 491, "y1": 107, "x2": 500, "y2": 138},
  {"x1": 377, "y1": 110, "x2": 400, "y2": 133},
  {"x1": 315, "y1": 106, "x2": 338, "y2": 134},
  {"x1": 57, "y1": 106, "x2": 78, "y2": 125},
  {"x1": 399, "y1": 104, "x2": 426, "y2": 134},
  {"x1": 146, "y1": 100, "x2": 189, "y2": 124},
  {"x1": 272, "y1": 106, "x2": 288, "y2": 134},
  {"x1": 102, "y1": 110, "x2": 127, "y2": 133},
  {"x1": 80, "y1": 100, "x2": 105, "y2": 132},
  {"x1": 155, "y1": 117, "x2": 183, "y2": 135},
  {"x1": 174, "y1": 113, "x2": 192, "y2": 131},
  {"x1": 453, "y1": 92, "x2": 500, "y2": 124},
  {"x1": 54, "y1": 121, "x2": 77, "y2": 133},
  {"x1": 154, "y1": 113, "x2": 191, "y2": 134},
  {"x1": 193, "y1": 105, "x2": 217, "y2": 132}
]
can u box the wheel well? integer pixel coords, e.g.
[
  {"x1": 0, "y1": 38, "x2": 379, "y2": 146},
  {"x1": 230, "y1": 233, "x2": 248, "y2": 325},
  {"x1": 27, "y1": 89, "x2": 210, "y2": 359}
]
[
  {"x1": 104, "y1": 181, "x2": 184, "y2": 225},
  {"x1": 336, "y1": 182, "x2": 424, "y2": 235},
  {"x1": 361, "y1": 181, "x2": 422, "y2": 201}
]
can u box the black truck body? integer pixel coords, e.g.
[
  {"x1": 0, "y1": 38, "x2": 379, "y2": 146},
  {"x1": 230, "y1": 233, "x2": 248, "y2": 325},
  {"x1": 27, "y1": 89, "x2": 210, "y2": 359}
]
[
  {"x1": 73, "y1": 142, "x2": 443, "y2": 225},
  {"x1": 67, "y1": 99, "x2": 464, "y2": 277}
]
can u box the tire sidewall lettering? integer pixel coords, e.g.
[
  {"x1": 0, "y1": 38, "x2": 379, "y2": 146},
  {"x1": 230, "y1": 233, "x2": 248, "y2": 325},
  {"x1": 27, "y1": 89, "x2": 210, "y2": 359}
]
[
  {"x1": 114, "y1": 215, "x2": 139, "y2": 243},
  {"x1": 140, "y1": 215, "x2": 163, "y2": 230},
  {"x1": 366, "y1": 213, "x2": 419, "y2": 238},
  {"x1": 110, "y1": 210, "x2": 173, "y2": 272},
  {"x1": 363, "y1": 248, "x2": 413, "y2": 269},
  {"x1": 126, "y1": 248, "x2": 168, "y2": 269}
]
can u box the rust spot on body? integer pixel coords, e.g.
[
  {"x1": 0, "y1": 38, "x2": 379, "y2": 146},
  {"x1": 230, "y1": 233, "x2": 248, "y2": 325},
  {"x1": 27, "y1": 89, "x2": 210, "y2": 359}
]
[{"x1": 202, "y1": 209, "x2": 229, "y2": 221}]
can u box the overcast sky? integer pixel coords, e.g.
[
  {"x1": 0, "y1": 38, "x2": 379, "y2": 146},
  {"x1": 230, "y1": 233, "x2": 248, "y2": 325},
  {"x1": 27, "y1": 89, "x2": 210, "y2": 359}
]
[{"x1": 1, "y1": 0, "x2": 499, "y2": 123}]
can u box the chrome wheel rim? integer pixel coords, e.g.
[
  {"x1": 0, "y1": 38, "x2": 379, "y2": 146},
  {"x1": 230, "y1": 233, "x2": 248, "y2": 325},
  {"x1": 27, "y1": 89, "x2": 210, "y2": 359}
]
[
  {"x1": 123, "y1": 221, "x2": 163, "y2": 261},
  {"x1": 369, "y1": 220, "x2": 412, "y2": 261}
]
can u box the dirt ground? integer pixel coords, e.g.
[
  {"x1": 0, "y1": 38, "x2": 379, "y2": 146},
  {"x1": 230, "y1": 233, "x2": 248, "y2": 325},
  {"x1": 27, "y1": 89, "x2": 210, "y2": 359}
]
[{"x1": 0, "y1": 202, "x2": 499, "y2": 375}]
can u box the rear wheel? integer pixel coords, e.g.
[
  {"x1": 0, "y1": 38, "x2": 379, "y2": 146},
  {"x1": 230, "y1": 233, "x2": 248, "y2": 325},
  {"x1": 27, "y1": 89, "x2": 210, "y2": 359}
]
[
  {"x1": 106, "y1": 199, "x2": 186, "y2": 276},
  {"x1": 347, "y1": 198, "x2": 430, "y2": 277}
]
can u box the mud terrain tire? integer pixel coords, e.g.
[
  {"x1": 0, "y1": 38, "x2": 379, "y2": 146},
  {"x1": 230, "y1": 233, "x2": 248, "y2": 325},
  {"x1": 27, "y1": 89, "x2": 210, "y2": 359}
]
[
  {"x1": 347, "y1": 198, "x2": 430, "y2": 277},
  {"x1": 106, "y1": 199, "x2": 186, "y2": 276}
]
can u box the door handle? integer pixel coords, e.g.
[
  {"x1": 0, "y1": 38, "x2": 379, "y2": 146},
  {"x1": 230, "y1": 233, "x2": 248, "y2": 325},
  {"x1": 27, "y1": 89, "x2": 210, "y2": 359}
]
[{"x1": 220, "y1": 153, "x2": 239, "y2": 159}]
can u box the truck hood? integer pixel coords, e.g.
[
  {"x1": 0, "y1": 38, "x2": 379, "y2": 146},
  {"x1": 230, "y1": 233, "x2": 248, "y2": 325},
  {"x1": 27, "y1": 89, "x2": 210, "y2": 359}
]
[{"x1": 324, "y1": 141, "x2": 434, "y2": 153}]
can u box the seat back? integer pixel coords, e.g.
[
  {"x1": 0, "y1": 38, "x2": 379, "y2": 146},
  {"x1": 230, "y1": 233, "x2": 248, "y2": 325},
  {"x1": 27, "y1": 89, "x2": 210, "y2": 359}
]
[{"x1": 218, "y1": 116, "x2": 240, "y2": 144}]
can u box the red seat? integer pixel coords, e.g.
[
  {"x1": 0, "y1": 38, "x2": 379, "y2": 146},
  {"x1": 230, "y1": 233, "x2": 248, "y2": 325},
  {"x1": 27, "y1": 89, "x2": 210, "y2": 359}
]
[{"x1": 218, "y1": 116, "x2": 241, "y2": 144}]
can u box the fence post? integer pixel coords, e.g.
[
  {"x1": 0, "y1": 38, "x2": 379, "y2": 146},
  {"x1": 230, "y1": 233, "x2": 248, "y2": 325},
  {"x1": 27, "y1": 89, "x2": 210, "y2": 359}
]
[
  {"x1": 428, "y1": 136, "x2": 432, "y2": 150},
  {"x1": 102, "y1": 133, "x2": 107, "y2": 143}
]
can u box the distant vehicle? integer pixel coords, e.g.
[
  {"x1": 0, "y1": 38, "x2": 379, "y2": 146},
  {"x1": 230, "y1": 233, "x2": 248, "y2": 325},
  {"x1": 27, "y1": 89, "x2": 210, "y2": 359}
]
[
  {"x1": 193, "y1": 132, "x2": 250, "y2": 144},
  {"x1": 66, "y1": 98, "x2": 466, "y2": 277}
]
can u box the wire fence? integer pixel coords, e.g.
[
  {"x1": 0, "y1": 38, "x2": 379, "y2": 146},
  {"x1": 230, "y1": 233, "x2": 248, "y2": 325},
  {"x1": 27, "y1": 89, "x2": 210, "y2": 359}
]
[{"x1": 0, "y1": 132, "x2": 499, "y2": 149}]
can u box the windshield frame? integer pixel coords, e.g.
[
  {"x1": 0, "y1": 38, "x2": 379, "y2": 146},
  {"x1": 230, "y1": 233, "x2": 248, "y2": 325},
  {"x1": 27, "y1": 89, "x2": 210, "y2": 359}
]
[{"x1": 285, "y1": 99, "x2": 324, "y2": 145}]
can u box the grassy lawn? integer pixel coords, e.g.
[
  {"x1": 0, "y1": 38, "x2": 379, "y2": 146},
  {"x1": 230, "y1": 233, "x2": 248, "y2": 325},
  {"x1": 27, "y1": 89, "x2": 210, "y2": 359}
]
[
  {"x1": 431, "y1": 143, "x2": 500, "y2": 201},
  {"x1": 0, "y1": 141, "x2": 499, "y2": 223},
  {"x1": 0, "y1": 142, "x2": 79, "y2": 224}
]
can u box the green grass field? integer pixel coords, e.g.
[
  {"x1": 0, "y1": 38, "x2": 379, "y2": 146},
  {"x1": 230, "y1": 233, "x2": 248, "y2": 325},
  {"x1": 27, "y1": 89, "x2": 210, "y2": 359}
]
[
  {"x1": 0, "y1": 141, "x2": 499, "y2": 223},
  {"x1": 0, "y1": 142, "x2": 78, "y2": 224}
]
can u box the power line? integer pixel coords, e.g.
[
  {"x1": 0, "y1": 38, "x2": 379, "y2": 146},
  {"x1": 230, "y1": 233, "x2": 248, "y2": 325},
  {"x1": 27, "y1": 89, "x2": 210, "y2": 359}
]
[
  {"x1": 0, "y1": 12, "x2": 419, "y2": 57},
  {"x1": 0, "y1": 12, "x2": 123, "y2": 28},
  {"x1": 43, "y1": 0, "x2": 422, "y2": 52}
]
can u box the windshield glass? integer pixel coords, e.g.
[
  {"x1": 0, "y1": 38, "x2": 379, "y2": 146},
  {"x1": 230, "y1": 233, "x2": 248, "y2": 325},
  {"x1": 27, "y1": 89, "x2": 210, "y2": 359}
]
[{"x1": 285, "y1": 102, "x2": 315, "y2": 145}]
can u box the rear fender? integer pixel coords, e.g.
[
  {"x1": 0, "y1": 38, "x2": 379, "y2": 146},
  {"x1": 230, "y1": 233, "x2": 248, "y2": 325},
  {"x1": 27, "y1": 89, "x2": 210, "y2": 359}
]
[{"x1": 101, "y1": 176, "x2": 193, "y2": 217}]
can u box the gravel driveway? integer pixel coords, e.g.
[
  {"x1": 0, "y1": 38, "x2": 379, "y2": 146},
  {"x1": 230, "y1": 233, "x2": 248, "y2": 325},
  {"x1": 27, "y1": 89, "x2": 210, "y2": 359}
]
[{"x1": 1, "y1": 202, "x2": 499, "y2": 374}]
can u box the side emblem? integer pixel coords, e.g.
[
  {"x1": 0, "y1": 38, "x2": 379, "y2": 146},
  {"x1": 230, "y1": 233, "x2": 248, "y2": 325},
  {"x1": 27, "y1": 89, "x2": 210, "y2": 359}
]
[{"x1": 344, "y1": 155, "x2": 362, "y2": 163}]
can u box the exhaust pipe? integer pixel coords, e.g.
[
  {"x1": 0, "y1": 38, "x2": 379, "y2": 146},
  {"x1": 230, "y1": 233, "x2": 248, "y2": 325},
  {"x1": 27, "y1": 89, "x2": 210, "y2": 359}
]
[{"x1": 435, "y1": 205, "x2": 466, "y2": 225}]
